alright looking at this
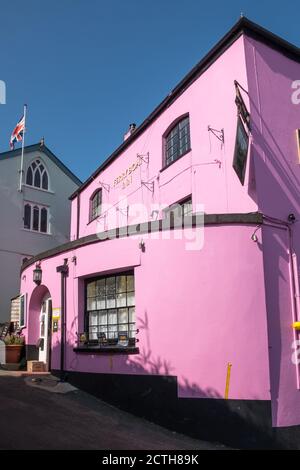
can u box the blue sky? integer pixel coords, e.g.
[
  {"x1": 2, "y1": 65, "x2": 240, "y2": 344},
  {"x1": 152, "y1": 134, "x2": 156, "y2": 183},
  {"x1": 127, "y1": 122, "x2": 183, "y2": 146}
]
[{"x1": 0, "y1": 0, "x2": 299, "y2": 182}]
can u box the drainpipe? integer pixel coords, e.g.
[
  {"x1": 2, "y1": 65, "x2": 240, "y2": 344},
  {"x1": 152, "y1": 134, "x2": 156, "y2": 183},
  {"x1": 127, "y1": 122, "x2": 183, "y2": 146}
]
[
  {"x1": 56, "y1": 259, "x2": 69, "y2": 382},
  {"x1": 263, "y1": 215, "x2": 300, "y2": 388}
]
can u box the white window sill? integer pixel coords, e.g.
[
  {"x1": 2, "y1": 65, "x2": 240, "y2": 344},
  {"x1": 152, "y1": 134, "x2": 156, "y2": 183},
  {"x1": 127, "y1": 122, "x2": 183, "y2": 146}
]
[
  {"x1": 21, "y1": 228, "x2": 52, "y2": 237},
  {"x1": 23, "y1": 184, "x2": 55, "y2": 195}
]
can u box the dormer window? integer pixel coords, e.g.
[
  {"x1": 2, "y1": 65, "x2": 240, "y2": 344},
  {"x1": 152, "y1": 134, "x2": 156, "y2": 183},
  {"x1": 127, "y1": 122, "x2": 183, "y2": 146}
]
[
  {"x1": 164, "y1": 115, "x2": 191, "y2": 167},
  {"x1": 90, "y1": 189, "x2": 102, "y2": 222},
  {"x1": 26, "y1": 159, "x2": 49, "y2": 190}
]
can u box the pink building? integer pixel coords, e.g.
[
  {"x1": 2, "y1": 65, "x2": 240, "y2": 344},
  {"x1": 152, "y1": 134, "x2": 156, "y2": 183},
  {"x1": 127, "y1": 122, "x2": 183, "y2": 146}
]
[{"x1": 19, "y1": 18, "x2": 300, "y2": 448}]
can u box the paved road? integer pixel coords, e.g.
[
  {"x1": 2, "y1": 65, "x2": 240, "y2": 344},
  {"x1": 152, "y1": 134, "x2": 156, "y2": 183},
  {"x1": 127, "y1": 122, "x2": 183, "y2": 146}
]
[{"x1": 0, "y1": 375, "x2": 225, "y2": 450}]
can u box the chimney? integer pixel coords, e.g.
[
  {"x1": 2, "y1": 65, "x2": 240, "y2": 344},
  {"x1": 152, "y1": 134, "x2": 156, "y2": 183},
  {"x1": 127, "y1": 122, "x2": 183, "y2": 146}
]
[{"x1": 124, "y1": 123, "x2": 136, "y2": 141}]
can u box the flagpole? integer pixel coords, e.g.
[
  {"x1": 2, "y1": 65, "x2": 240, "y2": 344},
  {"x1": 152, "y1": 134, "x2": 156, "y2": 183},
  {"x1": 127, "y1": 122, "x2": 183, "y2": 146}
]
[{"x1": 18, "y1": 104, "x2": 27, "y2": 192}]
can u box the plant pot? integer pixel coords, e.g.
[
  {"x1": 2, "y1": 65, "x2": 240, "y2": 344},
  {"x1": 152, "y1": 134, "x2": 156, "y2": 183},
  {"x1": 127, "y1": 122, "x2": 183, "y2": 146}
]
[{"x1": 5, "y1": 345, "x2": 23, "y2": 364}]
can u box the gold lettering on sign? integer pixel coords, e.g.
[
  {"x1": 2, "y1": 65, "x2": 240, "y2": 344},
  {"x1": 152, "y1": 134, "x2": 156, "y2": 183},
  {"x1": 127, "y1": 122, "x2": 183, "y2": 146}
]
[{"x1": 113, "y1": 157, "x2": 142, "y2": 189}]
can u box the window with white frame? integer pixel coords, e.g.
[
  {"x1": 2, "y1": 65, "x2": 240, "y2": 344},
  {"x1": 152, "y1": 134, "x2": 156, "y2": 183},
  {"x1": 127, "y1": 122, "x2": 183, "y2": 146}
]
[
  {"x1": 23, "y1": 202, "x2": 49, "y2": 234},
  {"x1": 86, "y1": 272, "x2": 136, "y2": 347},
  {"x1": 26, "y1": 159, "x2": 49, "y2": 190}
]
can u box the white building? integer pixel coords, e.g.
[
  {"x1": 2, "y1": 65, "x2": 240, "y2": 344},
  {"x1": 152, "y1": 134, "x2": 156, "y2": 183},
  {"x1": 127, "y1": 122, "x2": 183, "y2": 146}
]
[{"x1": 0, "y1": 141, "x2": 81, "y2": 321}]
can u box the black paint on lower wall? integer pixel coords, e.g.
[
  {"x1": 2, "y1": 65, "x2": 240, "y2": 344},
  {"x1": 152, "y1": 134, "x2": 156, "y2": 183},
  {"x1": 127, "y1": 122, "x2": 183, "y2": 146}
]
[
  {"x1": 25, "y1": 344, "x2": 39, "y2": 361},
  {"x1": 51, "y1": 370, "x2": 300, "y2": 449}
]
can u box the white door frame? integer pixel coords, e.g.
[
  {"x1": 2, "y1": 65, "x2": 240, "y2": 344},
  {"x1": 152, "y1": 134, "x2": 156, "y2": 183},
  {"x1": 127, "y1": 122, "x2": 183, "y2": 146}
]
[{"x1": 38, "y1": 296, "x2": 52, "y2": 368}]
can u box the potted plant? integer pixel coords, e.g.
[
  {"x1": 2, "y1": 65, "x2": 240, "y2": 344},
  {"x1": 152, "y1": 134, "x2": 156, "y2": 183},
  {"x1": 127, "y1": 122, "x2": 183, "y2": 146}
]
[{"x1": 4, "y1": 334, "x2": 25, "y2": 364}]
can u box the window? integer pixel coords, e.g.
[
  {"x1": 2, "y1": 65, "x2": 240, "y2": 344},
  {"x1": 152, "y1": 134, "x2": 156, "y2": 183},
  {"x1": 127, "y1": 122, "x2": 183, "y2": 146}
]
[
  {"x1": 163, "y1": 196, "x2": 193, "y2": 222},
  {"x1": 23, "y1": 202, "x2": 49, "y2": 233},
  {"x1": 90, "y1": 189, "x2": 102, "y2": 221},
  {"x1": 164, "y1": 116, "x2": 191, "y2": 167},
  {"x1": 26, "y1": 159, "x2": 49, "y2": 190},
  {"x1": 233, "y1": 118, "x2": 249, "y2": 185},
  {"x1": 86, "y1": 272, "x2": 136, "y2": 346},
  {"x1": 19, "y1": 294, "x2": 27, "y2": 328}
]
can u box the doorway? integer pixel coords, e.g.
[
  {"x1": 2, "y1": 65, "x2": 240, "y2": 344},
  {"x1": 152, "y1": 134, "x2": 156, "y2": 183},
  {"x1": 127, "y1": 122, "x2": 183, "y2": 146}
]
[{"x1": 38, "y1": 296, "x2": 52, "y2": 369}]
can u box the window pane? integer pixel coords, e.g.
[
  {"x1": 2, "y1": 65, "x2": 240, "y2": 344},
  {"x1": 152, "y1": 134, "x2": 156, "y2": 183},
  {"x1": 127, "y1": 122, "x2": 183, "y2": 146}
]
[
  {"x1": 87, "y1": 281, "x2": 96, "y2": 297},
  {"x1": 87, "y1": 297, "x2": 97, "y2": 311},
  {"x1": 26, "y1": 167, "x2": 33, "y2": 185},
  {"x1": 42, "y1": 172, "x2": 48, "y2": 190},
  {"x1": 89, "y1": 327, "x2": 98, "y2": 341},
  {"x1": 116, "y1": 292, "x2": 126, "y2": 308},
  {"x1": 129, "y1": 323, "x2": 136, "y2": 338},
  {"x1": 119, "y1": 308, "x2": 128, "y2": 324},
  {"x1": 116, "y1": 275, "x2": 127, "y2": 293},
  {"x1": 34, "y1": 169, "x2": 41, "y2": 188},
  {"x1": 108, "y1": 325, "x2": 118, "y2": 339},
  {"x1": 106, "y1": 277, "x2": 116, "y2": 308},
  {"x1": 129, "y1": 307, "x2": 135, "y2": 324},
  {"x1": 89, "y1": 312, "x2": 98, "y2": 326},
  {"x1": 127, "y1": 275, "x2": 134, "y2": 292},
  {"x1": 33, "y1": 206, "x2": 39, "y2": 231},
  {"x1": 24, "y1": 204, "x2": 31, "y2": 229},
  {"x1": 99, "y1": 310, "x2": 107, "y2": 325},
  {"x1": 119, "y1": 324, "x2": 128, "y2": 333},
  {"x1": 127, "y1": 291, "x2": 135, "y2": 306},
  {"x1": 183, "y1": 199, "x2": 192, "y2": 215},
  {"x1": 40, "y1": 208, "x2": 48, "y2": 233},
  {"x1": 108, "y1": 309, "x2": 117, "y2": 325}
]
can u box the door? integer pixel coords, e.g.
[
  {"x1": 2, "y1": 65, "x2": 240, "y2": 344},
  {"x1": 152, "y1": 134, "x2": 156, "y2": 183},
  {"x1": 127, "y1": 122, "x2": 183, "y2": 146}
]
[{"x1": 38, "y1": 298, "x2": 52, "y2": 367}]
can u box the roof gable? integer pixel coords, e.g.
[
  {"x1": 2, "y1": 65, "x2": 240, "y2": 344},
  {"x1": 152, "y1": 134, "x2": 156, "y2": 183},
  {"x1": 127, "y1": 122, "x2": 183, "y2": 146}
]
[{"x1": 0, "y1": 143, "x2": 81, "y2": 186}]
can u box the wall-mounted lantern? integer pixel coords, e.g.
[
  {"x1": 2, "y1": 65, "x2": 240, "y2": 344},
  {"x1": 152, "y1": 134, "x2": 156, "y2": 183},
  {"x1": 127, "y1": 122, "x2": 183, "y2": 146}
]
[{"x1": 33, "y1": 264, "x2": 42, "y2": 286}]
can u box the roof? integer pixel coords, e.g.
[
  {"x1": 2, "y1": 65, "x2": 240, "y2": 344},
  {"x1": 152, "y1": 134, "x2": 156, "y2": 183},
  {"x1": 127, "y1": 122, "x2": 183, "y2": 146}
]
[
  {"x1": 0, "y1": 143, "x2": 82, "y2": 186},
  {"x1": 69, "y1": 16, "x2": 300, "y2": 201}
]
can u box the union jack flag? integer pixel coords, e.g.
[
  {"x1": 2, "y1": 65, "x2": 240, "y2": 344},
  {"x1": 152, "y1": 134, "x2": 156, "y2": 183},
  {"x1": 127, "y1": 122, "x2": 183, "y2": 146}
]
[{"x1": 10, "y1": 114, "x2": 25, "y2": 150}]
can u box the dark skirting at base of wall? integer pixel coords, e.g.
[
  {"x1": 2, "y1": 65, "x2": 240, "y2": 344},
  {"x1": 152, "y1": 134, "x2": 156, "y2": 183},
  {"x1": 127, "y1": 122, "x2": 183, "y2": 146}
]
[
  {"x1": 25, "y1": 344, "x2": 39, "y2": 361},
  {"x1": 51, "y1": 370, "x2": 300, "y2": 449}
]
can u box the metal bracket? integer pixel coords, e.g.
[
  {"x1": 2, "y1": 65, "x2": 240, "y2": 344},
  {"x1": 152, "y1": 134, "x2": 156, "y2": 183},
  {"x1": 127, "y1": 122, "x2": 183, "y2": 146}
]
[
  {"x1": 141, "y1": 181, "x2": 154, "y2": 192},
  {"x1": 208, "y1": 126, "x2": 224, "y2": 143},
  {"x1": 137, "y1": 152, "x2": 150, "y2": 164},
  {"x1": 98, "y1": 181, "x2": 110, "y2": 192}
]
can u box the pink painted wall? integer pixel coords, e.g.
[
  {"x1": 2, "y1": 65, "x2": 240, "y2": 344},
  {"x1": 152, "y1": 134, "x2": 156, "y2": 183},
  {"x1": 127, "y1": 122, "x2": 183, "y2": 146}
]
[
  {"x1": 244, "y1": 36, "x2": 300, "y2": 427},
  {"x1": 21, "y1": 224, "x2": 270, "y2": 401},
  {"x1": 70, "y1": 36, "x2": 257, "y2": 241}
]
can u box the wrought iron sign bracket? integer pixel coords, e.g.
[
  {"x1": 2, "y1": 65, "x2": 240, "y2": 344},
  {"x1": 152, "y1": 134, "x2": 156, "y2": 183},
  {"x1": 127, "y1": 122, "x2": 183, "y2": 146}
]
[
  {"x1": 208, "y1": 126, "x2": 224, "y2": 143},
  {"x1": 141, "y1": 181, "x2": 154, "y2": 192},
  {"x1": 98, "y1": 181, "x2": 110, "y2": 192},
  {"x1": 137, "y1": 152, "x2": 150, "y2": 164}
]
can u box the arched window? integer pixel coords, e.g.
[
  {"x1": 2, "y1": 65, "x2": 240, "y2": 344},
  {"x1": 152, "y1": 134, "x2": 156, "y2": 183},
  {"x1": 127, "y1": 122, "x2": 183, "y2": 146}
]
[
  {"x1": 90, "y1": 189, "x2": 102, "y2": 222},
  {"x1": 26, "y1": 159, "x2": 49, "y2": 190},
  {"x1": 164, "y1": 115, "x2": 191, "y2": 167}
]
